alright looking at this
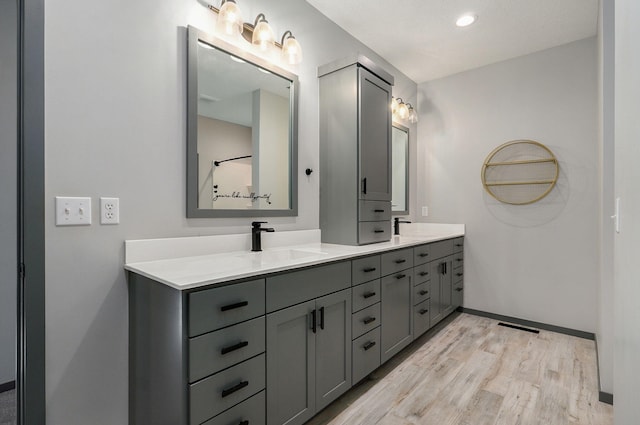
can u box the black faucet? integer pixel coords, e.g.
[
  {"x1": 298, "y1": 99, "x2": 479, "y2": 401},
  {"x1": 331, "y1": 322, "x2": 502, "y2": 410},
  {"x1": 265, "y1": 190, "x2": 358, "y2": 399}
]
[
  {"x1": 251, "y1": 221, "x2": 275, "y2": 252},
  {"x1": 393, "y1": 217, "x2": 411, "y2": 236}
]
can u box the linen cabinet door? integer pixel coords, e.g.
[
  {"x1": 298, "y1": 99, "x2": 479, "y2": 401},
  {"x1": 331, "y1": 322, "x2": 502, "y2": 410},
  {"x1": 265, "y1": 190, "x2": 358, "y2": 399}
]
[
  {"x1": 266, "y1": 301, "x2": 316, "y2": 425},
  {"x1": 315, "y1": 289, "x2": 352, "y2": 411},
  {"x1": 380, "y1": 272, "x2": 413, "y2": 363},
  {"x1": 358, "y1": 67, "x2": 392, "y2": 202}
]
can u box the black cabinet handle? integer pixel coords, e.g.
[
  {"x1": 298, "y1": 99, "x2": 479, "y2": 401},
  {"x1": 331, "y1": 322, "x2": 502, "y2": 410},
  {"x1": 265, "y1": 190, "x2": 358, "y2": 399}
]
[
  {"x1": 238, "y1": 421, "x2": 249, "y2": 425},
  {"x1": 374, "y1": 209, "x2": 385, "y2": 213},
  {"x1": 363, "y1": 316, "x2": 376, "y2": 325},
  {"x1": 395, "y1": 259, "x2": 406, "y2": 264},
  {"x1": 319, "y1": 306, "x2": 325, "y2": 330},
  {"x1": 456, "y1": 258, "x2": 463, "y2": 262},
  {"x1": 457, "y1": 272, "x2": 463, "y2": 277},
  {"x1": 220, "y1": 341, "x2": 249, "y2": 355},
  {"x1": 363, "y1": 341, "x2": 376, "y2": 351},
  {"x1": 220, "y1": 301, "x2": 248, "y2": 312},
  {"x1": 396, "y1": 274, "x2": 406, "y2": 280},
  {"x1": 419, "y1": 253, "x2": 429, "y2": 257},
  {"x1": 311, "y1": 310, "x2": 317, "y2": 334},
  {"x1": 419, "y1": 290, "x2": 429, "y2": 296},
  {"x1": 455, "y1": 243, "x2": 463, "y2": 247},
  {"x1": 419, "y1": 271, "x2": 429, "y2": 277},
  {"x1": 455, "y1": 287, "x2": 463, "y2": 292},
  {"x1": 363, "y1": 267, "x2": 376, "y2": 273},
  {"x1": 362, "y1": 177, "x2": 367, "y2": 194},
  {"x1": 363, "y1": 291, "x2": 376, "y2": 299},
  {"x1": 221, "y1": 380, "x2": 249, "y2": 398},
  {"x1": 419, "y1": 309, "x2": 429, "y2": 315},
  {"x1": 374, "y1": 229, "x2": 385, "y2": 233}
]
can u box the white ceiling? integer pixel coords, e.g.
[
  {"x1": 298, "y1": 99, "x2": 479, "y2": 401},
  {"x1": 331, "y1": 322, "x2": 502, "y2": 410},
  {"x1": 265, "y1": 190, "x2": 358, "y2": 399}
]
[{"x1": 306, "y1": 0, "x2": 599, "y2": 83}]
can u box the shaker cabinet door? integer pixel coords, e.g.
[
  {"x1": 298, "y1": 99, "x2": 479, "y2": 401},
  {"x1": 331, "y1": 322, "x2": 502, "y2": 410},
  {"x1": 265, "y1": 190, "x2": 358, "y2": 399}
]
[
  {"x1": 266, "y1": 301, "x2": 316, "y2": 425},
  {"x1": 358, "y1": 67, "x2": 392, "y2": 202},
  {"x1": 380, "y1": 272, "x2": 413, "y2": 363}
]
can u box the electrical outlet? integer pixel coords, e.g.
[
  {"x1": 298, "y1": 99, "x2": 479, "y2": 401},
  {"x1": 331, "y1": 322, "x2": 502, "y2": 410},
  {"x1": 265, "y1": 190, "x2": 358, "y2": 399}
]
[
  {"x1": 56, "y1": 197, "x2": 92, "y2": 226},
  {"x1": 422, "y1": 206, "x2": 429, "y2": 217},
  {"x1": 100, "y1": 197, "x2": 120, "y2": 224}
]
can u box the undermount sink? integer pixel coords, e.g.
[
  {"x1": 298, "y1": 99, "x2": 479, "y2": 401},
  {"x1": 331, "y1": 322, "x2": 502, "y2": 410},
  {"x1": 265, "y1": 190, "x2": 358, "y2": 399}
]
[{"x1": 241, "y1": 248, "x2": 329, "y2": 265}]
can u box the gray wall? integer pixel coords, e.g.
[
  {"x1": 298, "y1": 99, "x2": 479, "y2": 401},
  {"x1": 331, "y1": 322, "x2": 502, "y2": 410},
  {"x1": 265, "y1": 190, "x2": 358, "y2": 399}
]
[
  {"x1": 614, "y1": 0, "x2": 640, "y2": 421},
  {"x1": 43, "y1": 0, "x2": 416, "y2": 423},
  {"x1": 417, "y1": 37, "x2": 599, "y2": 333},
  {"x1": 597, "y1": 0, "x2": 614, "y2": 396},
  {"x1": 0, "y1": 0, "x2": 17, "y2": 387}
]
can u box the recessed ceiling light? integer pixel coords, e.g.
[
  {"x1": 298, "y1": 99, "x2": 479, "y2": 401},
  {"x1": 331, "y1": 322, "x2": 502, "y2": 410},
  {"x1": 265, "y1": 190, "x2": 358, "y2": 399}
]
[{"x1": 456, "y1": 14, "x2": 477, "y2": 27}]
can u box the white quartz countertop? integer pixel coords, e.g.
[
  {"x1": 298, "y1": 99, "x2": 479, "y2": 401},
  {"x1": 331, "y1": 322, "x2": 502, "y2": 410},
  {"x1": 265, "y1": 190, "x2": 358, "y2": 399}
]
[{"x1": 124, "y1": 224, "x2": 464, "y2": 290}]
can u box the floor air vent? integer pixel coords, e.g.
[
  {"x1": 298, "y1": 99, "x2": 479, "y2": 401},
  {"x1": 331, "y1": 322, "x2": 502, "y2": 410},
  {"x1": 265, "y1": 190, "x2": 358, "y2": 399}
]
[{"x1": 498, "y1": 322, "x2": 540, "y2": 334}]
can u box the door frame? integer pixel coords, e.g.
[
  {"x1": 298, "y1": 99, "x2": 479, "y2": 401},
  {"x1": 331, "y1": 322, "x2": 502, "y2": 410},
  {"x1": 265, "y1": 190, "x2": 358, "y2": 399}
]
[{"x1": 17, "y1": 0, "x2": 45, "y2": 423}]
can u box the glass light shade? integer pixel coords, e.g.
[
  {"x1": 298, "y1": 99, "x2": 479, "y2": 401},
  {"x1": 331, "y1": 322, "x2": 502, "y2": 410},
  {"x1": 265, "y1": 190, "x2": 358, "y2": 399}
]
[
  {"x1": 252, "y1": 18, "x2": 275, "y2": 51},
  {"x1": 408, "y1": 106, "x2": 418, "y2": 123},
  {"x1": 391, "y1": 97, "x2": 399, "y2": 113},
  {"x1": 397, "y1": 102, "x2": 409, "y2": 119},
  {"x1": 282, "y1": 35, "x2": 303, "y2": 65},
  {"x1": 216, "y1": 0, "x2": 243, "y2": 36}
]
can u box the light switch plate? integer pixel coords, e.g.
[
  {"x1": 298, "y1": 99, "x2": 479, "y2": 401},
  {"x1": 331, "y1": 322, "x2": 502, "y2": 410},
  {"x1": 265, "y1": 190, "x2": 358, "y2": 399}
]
[{"x1": 55, "y1": 197, "x2": 92, "y2": 226}]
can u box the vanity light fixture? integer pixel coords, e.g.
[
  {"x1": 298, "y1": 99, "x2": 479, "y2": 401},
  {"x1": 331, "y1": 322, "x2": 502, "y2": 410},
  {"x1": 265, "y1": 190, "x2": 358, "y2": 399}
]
[
  {"x1": 252, "y1": 13, "x2": 275, "y2": 51},
  {"x1": 281, "y1": 31, "x2": 303, "y2": 65},
  {"x1": 456, "y1": 13, "x2": 477, "y2": 27},
  {"x1": 392, "y1": 97, "x2": 418, "y2": 123},
  {"x1": 407, "y1": 104, "x2": 418, "y2": 123},
  {"x1": 216, "y1": 0, "x2": 244, "y2": 36}
]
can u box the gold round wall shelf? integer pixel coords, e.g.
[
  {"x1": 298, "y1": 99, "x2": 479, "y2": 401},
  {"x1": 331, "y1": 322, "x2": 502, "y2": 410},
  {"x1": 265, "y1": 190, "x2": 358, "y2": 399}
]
[{"x1": 481, "y1": 140, "x2": 559, "y2": 205}]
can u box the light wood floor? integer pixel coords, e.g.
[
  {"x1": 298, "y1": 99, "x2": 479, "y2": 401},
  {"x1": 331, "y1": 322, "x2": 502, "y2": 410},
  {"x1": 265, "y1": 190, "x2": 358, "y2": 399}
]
[{"x1": 308, "y1": 313, "x2": 613, "y2": 425}]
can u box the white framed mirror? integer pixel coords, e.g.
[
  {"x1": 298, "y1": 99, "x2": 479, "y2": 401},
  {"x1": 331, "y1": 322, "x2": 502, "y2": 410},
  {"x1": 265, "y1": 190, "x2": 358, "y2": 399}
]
[
  {"x1": 186, "y1": 26, "x2": 298, "y2": 218},
  {"x1": 391, "y1": 124, "x2": 409, "y2": 214}
]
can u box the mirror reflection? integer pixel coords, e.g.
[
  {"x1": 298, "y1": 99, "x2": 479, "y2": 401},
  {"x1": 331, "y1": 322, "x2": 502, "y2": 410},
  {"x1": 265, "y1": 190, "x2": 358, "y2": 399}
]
[
  {"x1": 392, "y1": 124, "x2": 409, "y2": 214},
  {"x1": 187, "y1": 26, "x2": 298, "y2": 218}
]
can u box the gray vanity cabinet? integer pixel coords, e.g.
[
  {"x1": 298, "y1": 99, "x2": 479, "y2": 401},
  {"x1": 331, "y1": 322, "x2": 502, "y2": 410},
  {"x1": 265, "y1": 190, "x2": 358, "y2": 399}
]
[
  {"x1": 380, "y1": 248, "x2": 414, "y2": 363},
  {"x1": 265, "y1": 263, "x2": 351, "y2": 425},
  {"x1": 452, "y1": 238, "x2": 464, "y2": 309},
  {"x1": 318, "y1": 55, "x2": 394, "y2": 245}
]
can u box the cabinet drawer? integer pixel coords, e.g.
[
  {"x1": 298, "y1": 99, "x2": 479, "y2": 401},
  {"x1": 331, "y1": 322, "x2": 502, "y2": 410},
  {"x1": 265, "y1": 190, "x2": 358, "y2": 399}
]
[
  {"x1": 430, "y1": 239, "x2": 454, "y2": 261},
  {"x1": 414, "y1": 282, "x2": 430, "y2": 306},
  {"x1": 358, "y1": 221, "x2": 391, "y2": 245},
  {"x1": 352, "y1": 255, "x2": 381, "y2": 286},
  {"x1": 413, "y1": 263, "x2": 430, "y2": 286},
  {"x1": 189, "y1": 279, "x2": 265, "y2": 337},
  {"x1": 414, "y1": 299, "x2": 431, "y2": 337},
  {"x1": 202, "y1": 390, "x2": 265, "y2": 425},
  {"x1": 453, "y1": 283, "x2": 464, "y2": 308},
  {"x1": 190, "y1": 353, "x2": 265, "y2": 425},
  {"x1": 381, "y1": 248, "x2": 414, "y2": 276},
  {"x1": 453, "y1": 252, "x2": 464, "y2": 269},
  {"x1": 189, "y1": 316, "x2": 265, "y2": 383},
  {"x1": 352, "y1": 327, "x2": 381, "y2": 384},
  {"x1": 453, "y1": 237, "x2": 464, "y2": 253},
  {"x1": 359, "y1": 200, "x2": 391, "y2": 222},
  {"x1": 453, "y1": 269, "x2": 464, "y2": 285},
  {"x1": 413, "y1": 244, "x2": 431, "y2": 266},
  {"x1": 266, "y1": 261, "x2": 351, "y2": 313},
  {"x1": 352, "y1": 279, "x2": 381, "y2": 312},
  {"x1": 352, "y1": 303, "x2": 380, "y2": 339}
]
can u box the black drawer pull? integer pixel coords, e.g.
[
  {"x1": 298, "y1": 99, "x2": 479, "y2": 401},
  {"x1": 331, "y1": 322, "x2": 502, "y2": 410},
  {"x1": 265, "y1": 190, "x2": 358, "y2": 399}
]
[
  {"x1": 419, "y1": 253, "x2": 429, "y2": 257},
  {"x1": 363, "y1": 316, "x2": 376, "y2": 325},
  {"x1": 220, "y1": 341, "x2": 249, "y2": 355},
  {"x1": 220, "y1": 301, "x2": 248, "y2": 312},
  {"x1": 396, "y1": 274, "x2": 406, "y2": 280},
  {"x1": 457, "y1": 272, "x2": 463, "y2": 277},
  {"x1": 456, "y1": 258, "x2": 463, "y2": 262},
  {"x1": 363, "y1": 341, "x2": 376, "y2": 351},
  {"x1": 374, "y1": 229, "x2": 385, "y2": 233},
  {"x1": 363, "y1": 267, "x2": 377, "y2": 273},
  {"x1": 419, "y1": 290, "x2": 429, "y2": 296},
  {"x1": 419, "y1": 309, "x2": 429, "y2": 315},
  {"x1": 455, "y1": 243, "x2": 463, "y2": 247},
  {"x1": 419, "y1": 271, "x2": 429, "y2": 277},
  {"x1": 221, "y1": 380, "x2": 249, "y2": 398},
  {"x1": 374, "y1": 209, "x2": 385, "y2": 212},
  {"x1": 456, "y1": 287, "x2": 464, "y2": 292},
  {"x1": 239, "y1": 421, "x2": 249, "y2": 425},
  {"x1": 363, "y1": 291, "x2": 376, "y2": 299},
  {"x1": 395, "y1": 259, "x2": 406, "y2": 264}
]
